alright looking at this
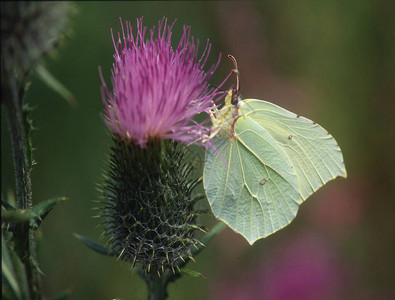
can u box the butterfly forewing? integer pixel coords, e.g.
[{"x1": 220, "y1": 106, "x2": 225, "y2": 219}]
[{"x1": 240, "y1": 99, "x2": 347, "y2": 201}]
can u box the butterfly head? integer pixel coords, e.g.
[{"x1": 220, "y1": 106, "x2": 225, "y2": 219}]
[{"x1": 204, "y1": 55, "x2": 244, "y2": 141}]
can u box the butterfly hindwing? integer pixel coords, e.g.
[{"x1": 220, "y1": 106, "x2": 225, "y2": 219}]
[{"x1": 204, "y1": 113, "x2": 300, "y2": 244}]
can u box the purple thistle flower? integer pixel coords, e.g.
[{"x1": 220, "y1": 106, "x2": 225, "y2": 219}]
[{"x1": 99, "y1": 17, "x2": 228, "y2": 148}]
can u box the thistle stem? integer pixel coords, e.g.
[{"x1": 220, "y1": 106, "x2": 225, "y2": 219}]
[
  {"x1": 3, "y1": 73, "x2": 40, "y2": 299},
  {"x1": 3, "y1": 76, "x2": 32, "y2": 210},
  {"x1": 146, "y1": 273, "x2": 170, "y2": 300}
]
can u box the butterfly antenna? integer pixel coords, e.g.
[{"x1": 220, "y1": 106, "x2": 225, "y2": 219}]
[{"x1": 227, "y1": 54, "x2": 240, "y2": 105}]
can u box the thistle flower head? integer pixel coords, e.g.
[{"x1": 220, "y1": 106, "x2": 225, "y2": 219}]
[
  {"x1": 100, "y1": 17, "x2": 225, "y2": 147},
  {"x1": 98, "y1": 17, "x2": 230, "y2": 274},
  {"x1": 1, "y1": 2, "x2": 70, "y2": 79}
]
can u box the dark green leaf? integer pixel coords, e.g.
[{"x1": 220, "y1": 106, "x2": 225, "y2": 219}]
[
  {"x1": 2, "y1": 235, "x2": 21, "y2": 299},
  {"x1": 2, "y1": 197, "x2": 66, "y2": 229},
  {"x1": 2, "y1": 209, "x2": 32, "y2": 225},
  {"x1": 180, "y1": 268, "x2": 206, "y2": 279},
  {"x1": 29, "y1": 197, "x2": 67, "y2": 229},
  {"x1": 177, "y1": 222, "x2": 226, "y2": 269},
  {"x1": 2, "y1": 235, "x2": 30, "y2": 299},
  {"x1": 10, "y1": 250, "x2": 30, "y2": 300},
  {"x1": 73, "y1": 233, "x2": 116, "y2": 257},
  {"x1": 1, "y1": 200, "x2": 16, "y2": 210}
]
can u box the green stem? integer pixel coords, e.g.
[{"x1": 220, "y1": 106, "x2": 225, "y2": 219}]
[
  {"x1": 3, "y1": 76, "x2": 32, "y2": 210},
  {"x1": 3, "y1": 74, "x2": 40, "y2": 299},
  {"x1": 145, "y1": 273, "x2": 170, "y2": 300}
]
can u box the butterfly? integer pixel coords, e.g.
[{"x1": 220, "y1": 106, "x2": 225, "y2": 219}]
[{"x1": 203, "y1": 55, "x2": 347, "y2": 244}]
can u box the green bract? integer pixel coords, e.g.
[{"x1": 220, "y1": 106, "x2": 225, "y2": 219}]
[{"x1": 204, "y1": 92, "x2": 347, "y2": 244}]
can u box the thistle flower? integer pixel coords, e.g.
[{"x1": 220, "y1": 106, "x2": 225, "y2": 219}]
[
  {"x1": 99, "y1": 17, "x2": 227, "y2": 275},
  {"x1": 99, "y1": 17, "x2": 226, "y2": 147}
]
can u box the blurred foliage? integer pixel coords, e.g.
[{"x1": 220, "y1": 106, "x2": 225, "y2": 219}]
[{"x1": 1, "y1": 1, "x2": 394, "y2": 299}]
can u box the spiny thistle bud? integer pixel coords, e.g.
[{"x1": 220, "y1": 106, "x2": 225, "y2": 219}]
[
  {"x1": 103, "y1": 139, "x2": 204, "y2": 273},
  {"x1": 99, "y1": 17, "x2": 226, "y2": 274},
  {"x1": 1, "y1": 2, "x2": 70, "y2": 79}
]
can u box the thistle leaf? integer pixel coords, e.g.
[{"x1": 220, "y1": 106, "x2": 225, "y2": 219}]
[
  {"x1": 179, "y1": 268, "x2": 206, "y2": 279},
  {"x1": 2, "y1": 210, "x2": 31, "y2": 225},
  {"x1": 73, "y1": 233, "x2": 116, "y2": 257},
  {"x1": 1, "y1": 197, "x2": 66, "y2": 229},
  {"x1": 1, "y1": 200, "x2": 16, "y2": 210},
  {"x1": 30, "y1": 197, "x2": 67, "y2": 228},
  {"x1": 2, "y1": 235, "x2": 30, "y2": 299},
  {"x1": 2, "y1": 235, "x2": 22, "y2": 299}
]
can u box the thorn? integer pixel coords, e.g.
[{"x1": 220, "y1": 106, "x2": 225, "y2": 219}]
[
  {"x1": 117, "y1": 248, "x2": 125, "y2": 261},
  {"x1": 199, "y1": 227, "x2": 208, "y2": 233},
  {"x1": 189, "y1": 256, "x2": 195, "y2": 262},
  {"x1": 132, "y1": 255, "x2": 137, "y2": 268},
  {"x1": 37, "y1": 265, "x2": 45, "y2": 276}
]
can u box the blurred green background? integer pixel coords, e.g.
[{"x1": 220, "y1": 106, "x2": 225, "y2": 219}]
[{"x1": 2, "y1": 1, "x2": 394, "y2": 299}]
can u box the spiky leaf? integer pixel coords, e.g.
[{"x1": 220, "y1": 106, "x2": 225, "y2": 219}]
[
  {"x1": 2, "y1": 197, "x2": 66, "y2": 229},
  {"x1": 74, "y1": 233, "x2": 115, "y2": 257},
  {"x1": 2, "y1": 235, "x2": 30, "y2": 300}
]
